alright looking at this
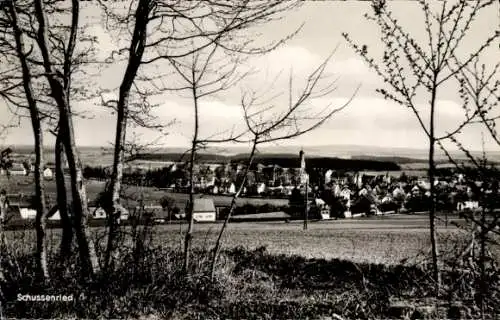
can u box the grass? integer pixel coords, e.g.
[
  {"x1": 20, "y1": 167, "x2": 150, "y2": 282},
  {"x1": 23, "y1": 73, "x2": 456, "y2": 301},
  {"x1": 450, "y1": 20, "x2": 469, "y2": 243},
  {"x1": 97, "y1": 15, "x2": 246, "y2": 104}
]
[
  {"x1": 4, "y1": 218, "x2": 480, "y2": 265},
  {"x1": 0, "y1": 218, "x2": 498, "y2": 319}
]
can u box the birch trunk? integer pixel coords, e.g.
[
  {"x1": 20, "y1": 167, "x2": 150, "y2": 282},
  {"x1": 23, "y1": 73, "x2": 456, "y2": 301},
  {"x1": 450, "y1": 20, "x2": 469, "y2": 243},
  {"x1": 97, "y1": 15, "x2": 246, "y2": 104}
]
[{"x1": 10, "y1": 2, "x2": 49, "y2": 280}]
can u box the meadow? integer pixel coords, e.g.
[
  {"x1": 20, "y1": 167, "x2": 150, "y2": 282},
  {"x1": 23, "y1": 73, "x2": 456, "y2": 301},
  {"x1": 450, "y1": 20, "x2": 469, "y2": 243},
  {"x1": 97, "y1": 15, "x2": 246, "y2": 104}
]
[
  {"x1": 1, "y1": 216, "x2": 498, "y2": 319},
  {"x1": 4, "y1": 216, "x2": 477, "y2": 265}
]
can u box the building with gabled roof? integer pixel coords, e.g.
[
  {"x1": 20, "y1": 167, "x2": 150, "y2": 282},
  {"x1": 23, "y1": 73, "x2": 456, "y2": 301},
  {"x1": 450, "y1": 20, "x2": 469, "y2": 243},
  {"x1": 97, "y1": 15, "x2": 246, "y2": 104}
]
[{"x1": 192, "y1": 198, "x2": 216, "y2": 222}]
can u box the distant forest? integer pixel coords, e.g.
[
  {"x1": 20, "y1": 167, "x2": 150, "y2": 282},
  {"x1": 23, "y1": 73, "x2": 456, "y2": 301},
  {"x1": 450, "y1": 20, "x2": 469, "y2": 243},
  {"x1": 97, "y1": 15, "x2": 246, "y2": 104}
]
[{"x1": 132, "y1": 152, "x2": 401, "y2": 171}]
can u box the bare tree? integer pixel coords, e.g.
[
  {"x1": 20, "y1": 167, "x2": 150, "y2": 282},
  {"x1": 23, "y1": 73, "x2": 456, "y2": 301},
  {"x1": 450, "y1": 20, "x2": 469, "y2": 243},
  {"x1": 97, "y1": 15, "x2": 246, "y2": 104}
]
[
  {"x1": 97, "y1": 0, "x2": 303, "y2": 271},
  {"x1": 343, "y1": 0, "x2": 498, "y2": 290},
  {"x1": 1, "y1": 0, "x2": 103, "y2": 277},
  {"x1": 436, "y1": 57, "x2": 499, "y2": 316},
  {"x1": 30, "y1": 0, "x2": 100, "y2": 277},
  {"x1": 208, "y1": 55, "x2": 359, "y2": 280},
  {"x1": 1, "y1": 1, "x2": 50, "y2": 280},
  {"x1": 161, "y1": 40, "x2": 251, "y2": 273},
  {"x1": 48, "y1": 126, "x2": 73, "y2": 263}
]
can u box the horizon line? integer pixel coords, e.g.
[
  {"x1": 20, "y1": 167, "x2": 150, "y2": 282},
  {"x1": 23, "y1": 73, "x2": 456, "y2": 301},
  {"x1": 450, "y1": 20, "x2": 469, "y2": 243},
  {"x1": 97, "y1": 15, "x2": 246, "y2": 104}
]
[{"x1": 1, "y1": 143, "x2": 498, "y2": 154}]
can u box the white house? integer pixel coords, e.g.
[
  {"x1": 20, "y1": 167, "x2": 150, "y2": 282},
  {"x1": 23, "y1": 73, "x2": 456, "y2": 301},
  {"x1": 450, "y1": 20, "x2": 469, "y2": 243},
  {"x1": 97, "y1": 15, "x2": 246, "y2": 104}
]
[
  {"x1": 381, "y1": 194, "x2": 393, "y2": 203},
  {"x1": 340, "y1": 187, "x2": 351, "y2": 200},
  {"x1": 257, "y1": 183, "x2": 266, "y2": 195},
  {"x1": 90, "y1": 205, "x2": 129, "y2": 220},
  {"x1": 19, "y1": 208, "x2": 37, "y2": 219},
  {"x1": 324, "y1": 169, "x2": 333, "y2": 185},
  {"x1": 43, "y1": 167, "x2": 53, "y2": 179},
  {"x1": 211, "y1": 185, "x2": 219, "y2": 194},
  {"x1": 192, "y1": 198, "x2": 216, "y2": 222},
  {"x1": 358, "y1": 188, "x2": 368, "y2": 197},
  {"x1": 93, "y1": 207, "x2": 107, "y2": 219},
  {"x1": 332, "y1": 184, "x2": 341, "y2": 197},
  {"x1": 457, "y1": 200, "x2": 479, "y2": 211}
]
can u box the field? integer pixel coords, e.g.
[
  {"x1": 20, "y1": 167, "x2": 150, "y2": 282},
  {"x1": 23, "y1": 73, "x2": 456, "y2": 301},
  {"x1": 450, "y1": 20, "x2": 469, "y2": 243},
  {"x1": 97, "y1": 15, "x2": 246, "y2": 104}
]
[
  {"x1": 140, "y1": 215, "x2": 480, "y2": 265},
  {"x1": 2, "y1": 215, "x2": 499, "y2": 319},
  {"x1": 6, "y1": 215, "x2": 479, "y2": 265}
]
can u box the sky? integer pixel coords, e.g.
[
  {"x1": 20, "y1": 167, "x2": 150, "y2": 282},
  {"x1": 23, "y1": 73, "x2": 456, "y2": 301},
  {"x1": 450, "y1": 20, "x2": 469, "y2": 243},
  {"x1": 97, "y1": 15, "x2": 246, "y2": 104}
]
[{"x1": 0, "y1": 0, "x2": 498, "y2": 153}]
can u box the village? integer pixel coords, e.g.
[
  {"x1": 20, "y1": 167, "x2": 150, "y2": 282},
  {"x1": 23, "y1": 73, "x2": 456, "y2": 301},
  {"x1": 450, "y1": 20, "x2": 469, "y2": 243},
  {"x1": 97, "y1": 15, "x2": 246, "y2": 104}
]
[{"x1": 0, "y1": 152, "x2": 487, "y2": 226}]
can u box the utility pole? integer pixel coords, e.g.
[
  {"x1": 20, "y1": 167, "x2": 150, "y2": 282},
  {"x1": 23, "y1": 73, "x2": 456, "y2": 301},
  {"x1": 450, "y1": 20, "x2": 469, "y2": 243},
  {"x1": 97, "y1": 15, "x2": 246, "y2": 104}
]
[
  {"x1": 304, "y1": 174, "x2": 308, "y2": 230},
  {"x1": 299, "y1": 149, "x2": 308, "y2": 230}
]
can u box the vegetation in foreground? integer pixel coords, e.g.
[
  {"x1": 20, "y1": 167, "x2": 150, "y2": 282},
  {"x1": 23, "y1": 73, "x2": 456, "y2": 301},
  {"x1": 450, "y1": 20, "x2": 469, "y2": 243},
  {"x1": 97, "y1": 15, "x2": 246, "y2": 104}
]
[{"x1": 0, "y1": 224, "x2": 498, "y2": 319}]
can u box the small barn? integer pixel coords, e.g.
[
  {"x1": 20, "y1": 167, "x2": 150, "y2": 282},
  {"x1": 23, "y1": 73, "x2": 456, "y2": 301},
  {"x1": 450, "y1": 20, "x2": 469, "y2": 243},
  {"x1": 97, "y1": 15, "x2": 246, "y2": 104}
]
[{"x1": 192, "y1": 198, "x2": 216, "y2": 222}]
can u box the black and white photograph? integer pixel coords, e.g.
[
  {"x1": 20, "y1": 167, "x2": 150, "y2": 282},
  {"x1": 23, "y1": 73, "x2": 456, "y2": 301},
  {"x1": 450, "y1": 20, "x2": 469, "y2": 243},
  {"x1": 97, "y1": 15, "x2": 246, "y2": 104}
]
[{"x1": 0, "y1": 0, "x2": 498, "y2": 318}]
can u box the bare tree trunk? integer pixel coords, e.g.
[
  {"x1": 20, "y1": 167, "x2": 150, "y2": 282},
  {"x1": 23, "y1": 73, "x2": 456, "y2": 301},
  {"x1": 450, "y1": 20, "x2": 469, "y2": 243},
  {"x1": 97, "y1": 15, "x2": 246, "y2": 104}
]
[
  {"x1": 9, "y1": 2, "x2": 48, "y2": 280},
  {"x1": 183, "y1": 83, "x2": 200, "y2": 274},
  {"x1": 104, "y1": 89, "x2": 128, "y2": 271},
  {"x1": 33, "y1": 0, "x2": 99, "y2": 278},
  {"x1": 33, "y1": 119, "x2": 48, "y2": 280},
  {"x1": 210, "y1": 140, "x2": 257, "y2": 280},
  {"x1": 104, "y1": 0, "x2": 148, "y2": 271},
  {"x1": 428, "y1": 77, "x2": 441, "y2": 291},
  {"x1": 56, "y1": 128, "x2": 72, "y2": 261},
  {"x1": 63, "y1": 118, "x2": 100, "y2": 276}
]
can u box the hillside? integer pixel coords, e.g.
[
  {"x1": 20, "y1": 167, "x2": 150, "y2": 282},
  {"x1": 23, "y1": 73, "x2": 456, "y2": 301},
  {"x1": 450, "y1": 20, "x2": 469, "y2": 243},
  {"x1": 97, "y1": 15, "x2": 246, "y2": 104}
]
[
  {"x1": 230, "y1": 154, "x2": 400, "y2": 171},
  {"x1": 127, "y1": 152, "x2": 400, "y2": 171}
]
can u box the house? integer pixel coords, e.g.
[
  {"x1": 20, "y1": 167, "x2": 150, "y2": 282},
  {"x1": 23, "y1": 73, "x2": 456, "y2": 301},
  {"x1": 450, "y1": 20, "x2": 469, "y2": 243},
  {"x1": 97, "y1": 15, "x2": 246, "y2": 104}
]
[
  {"x1": 43, "y1": 167, "x2": 53, "y2": 179},
  {"x1": 48, "y1": 210, "x2": 61, "y2": 221},
  {"x1": 9, "y1": 163, "x2": 27, "y2": 176},
  {"x1": 7, "y1": 194, "x2": 36, "y2": 219},
  {"x1": 209, "y1": 185, "x2": 219, "y2": 194},
  {"x1": 324, "y1": 169, "x2": 334, "y2": 185},
  {"x1": 256, "y1": 183, "x2": 266, "y2": 195},
  {"x1": 192, "y1": 198, "x2": 216, "y2": 222},
  {"x1": 313, "y1": 198, "x2": 330, "y2": 220},
  {"x1": 457, "y1": 200, "x2": 479, "y2": 212},
  {"x1": 89, "y1": 205, "x2": 129, "y2": 221},
  {"x1": 92, "y1": 207, "x2": 107, "y2": 219},
  {"x1": 228, "y1": 183, "x2": 236, "y2": 194},
  {"x1": 340, "y1": 187, "x2": 351, "y2": 200}
]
